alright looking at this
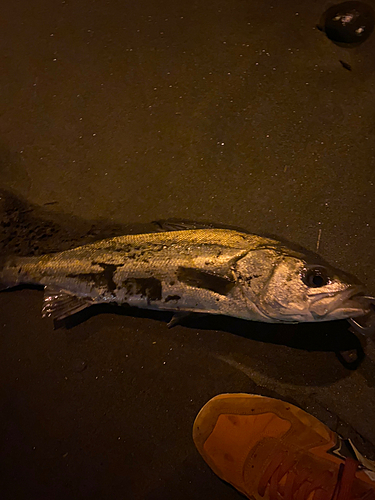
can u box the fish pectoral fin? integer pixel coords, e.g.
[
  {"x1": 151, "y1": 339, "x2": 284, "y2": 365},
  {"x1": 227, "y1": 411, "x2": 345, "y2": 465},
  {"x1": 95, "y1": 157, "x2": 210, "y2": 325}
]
[
  {"x1": 42, "y1": 287, "x2": 93, "y2": 321},
  {"x1": 167, "y1": 311, "x2": 193, "y2": 328},
  {"x1": 167, "y1": 311, "x2": 211, "y2": 328}
]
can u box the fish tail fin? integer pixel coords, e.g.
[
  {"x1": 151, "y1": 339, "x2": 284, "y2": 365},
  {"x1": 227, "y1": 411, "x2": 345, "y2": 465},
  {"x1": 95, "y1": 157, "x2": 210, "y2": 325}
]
[
  {"x1": 0, "y1": 254, "x2": 13, "y2": 290},
  {"x1": 0, "y1": 255, "x2": 39, "y2": 291}
]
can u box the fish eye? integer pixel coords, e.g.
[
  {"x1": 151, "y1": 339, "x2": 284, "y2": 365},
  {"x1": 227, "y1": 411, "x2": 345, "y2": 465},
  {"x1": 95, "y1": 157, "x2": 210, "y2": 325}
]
[{"x1": 302, "y1": 266, "x2": 330, "y2": 288}]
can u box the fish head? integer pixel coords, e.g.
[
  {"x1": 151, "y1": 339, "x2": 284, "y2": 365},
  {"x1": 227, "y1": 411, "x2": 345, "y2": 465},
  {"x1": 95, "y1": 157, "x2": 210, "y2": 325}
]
[{"x1": 237, "y1": 247, "x2": 370, "y2": 323}]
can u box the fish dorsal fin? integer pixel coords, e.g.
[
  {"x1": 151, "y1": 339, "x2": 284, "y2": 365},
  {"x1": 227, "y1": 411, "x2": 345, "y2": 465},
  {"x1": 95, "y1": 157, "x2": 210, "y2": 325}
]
[
  {"x1": 42, "y1": 287, "x2": 93, "y2": 321},
  {"x1": 152, "y1": 219, "x2": 217, "y2": 231},
  {"x1": 152, "y1": 219, "x2": 251, "y2": 233}
]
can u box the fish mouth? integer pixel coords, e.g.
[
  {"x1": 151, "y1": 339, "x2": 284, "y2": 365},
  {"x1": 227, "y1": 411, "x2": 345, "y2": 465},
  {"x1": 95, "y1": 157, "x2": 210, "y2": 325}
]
[
  {"x1": 310, "y1": 286, "x2": 370, "y2": 320},
  {"x1": 340, "y1": 288, "x2": 373, "y2": 315},
  {"x1": 347, "y1": 295, "x2": 375, "y2": 335}
]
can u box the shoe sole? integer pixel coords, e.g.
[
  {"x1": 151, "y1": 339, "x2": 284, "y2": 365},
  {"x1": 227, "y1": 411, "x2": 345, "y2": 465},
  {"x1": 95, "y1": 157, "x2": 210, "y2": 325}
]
[{"x1": 192, "y1": 393, "x2": 334, "y2": 485}]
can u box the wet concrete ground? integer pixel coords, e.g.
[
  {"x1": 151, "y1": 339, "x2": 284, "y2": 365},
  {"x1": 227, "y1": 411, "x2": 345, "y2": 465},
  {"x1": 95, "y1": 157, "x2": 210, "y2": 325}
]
[{"x1": 1, "y1": 0, "x2": 375, "y2": 498}]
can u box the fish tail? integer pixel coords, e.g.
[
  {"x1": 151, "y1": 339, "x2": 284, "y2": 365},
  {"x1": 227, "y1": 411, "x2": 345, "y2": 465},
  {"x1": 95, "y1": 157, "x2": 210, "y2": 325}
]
[{"x1": 0, "y1": 255, "x2": 39, "y2": 290}]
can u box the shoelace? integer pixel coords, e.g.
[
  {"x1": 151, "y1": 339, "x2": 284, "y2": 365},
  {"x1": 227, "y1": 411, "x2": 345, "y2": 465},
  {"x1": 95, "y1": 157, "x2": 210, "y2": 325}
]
[{"x1": 258, "y1": 451, "x2": 375, "y2": 500}]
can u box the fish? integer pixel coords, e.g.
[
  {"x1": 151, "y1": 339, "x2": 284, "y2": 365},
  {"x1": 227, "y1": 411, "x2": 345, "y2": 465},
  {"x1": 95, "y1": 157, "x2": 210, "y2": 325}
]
[{"x1": 0, "y1": 220, "x2": 373, "y2": 328}]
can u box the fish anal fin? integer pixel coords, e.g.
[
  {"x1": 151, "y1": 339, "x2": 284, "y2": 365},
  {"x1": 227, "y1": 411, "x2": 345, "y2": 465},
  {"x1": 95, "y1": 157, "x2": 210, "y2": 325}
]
[{"x1": 42, "y1": 287, "x2": 93, "y2": 321}]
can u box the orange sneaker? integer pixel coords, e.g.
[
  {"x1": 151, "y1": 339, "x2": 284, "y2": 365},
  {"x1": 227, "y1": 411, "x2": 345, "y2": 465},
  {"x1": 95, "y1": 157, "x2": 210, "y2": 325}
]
[{"x1": 193, "y1": 394, "x2": 375, "y2": 500}]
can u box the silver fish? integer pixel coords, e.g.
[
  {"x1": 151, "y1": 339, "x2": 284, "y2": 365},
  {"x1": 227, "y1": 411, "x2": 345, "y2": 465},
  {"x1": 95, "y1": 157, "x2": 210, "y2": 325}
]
[{"x1": 0, "y1": 224, "x2": 372, "y2": 327}]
